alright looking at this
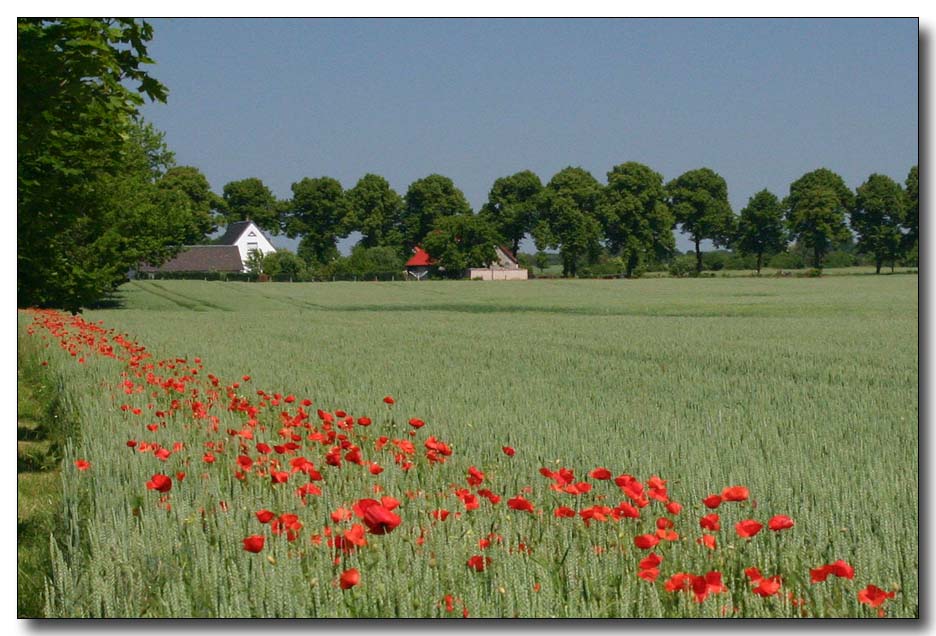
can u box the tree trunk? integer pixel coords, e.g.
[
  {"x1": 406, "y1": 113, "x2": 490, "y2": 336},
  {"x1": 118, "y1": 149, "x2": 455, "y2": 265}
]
[
  {"x1": 694, "y1": 238, "x2": 702, "y2": 274},
  {"x1": 756, "y1": 252, "x2": 763, "y2": 276},
  {"x1": 876, "y1": 258, "x2": 882, "y2": 275},
  {"x1": 814, "y1": 245, "x2": 823, "y2": 272}
]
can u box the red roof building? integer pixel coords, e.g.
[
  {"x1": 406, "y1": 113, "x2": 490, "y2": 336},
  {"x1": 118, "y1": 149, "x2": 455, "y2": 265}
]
[{"x1": 405, "y1": 247, "x2": 433, "y2": 267}]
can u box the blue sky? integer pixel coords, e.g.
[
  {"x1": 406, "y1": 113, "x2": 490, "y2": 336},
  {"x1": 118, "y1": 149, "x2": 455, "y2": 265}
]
[{"x1": 138, "y1": 18, "x2": 918, "y2": 254}]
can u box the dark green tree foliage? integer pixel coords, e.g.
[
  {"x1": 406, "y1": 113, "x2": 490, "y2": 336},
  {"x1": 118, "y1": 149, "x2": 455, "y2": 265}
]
[
  {"x1": 401, "y1": 175, "x2": 473, "y2": 252},
  {"x1": 533, "y1": 167, "x2": 603, "y2": 277},
  {"x1": 18, "y1": 18, "x2": 170, "y2": 311},
  {"x1": 784, "y1": 168, "x2": 855, "y2": 270},
  {"x1": 479, "y1": 170, "x2": 543, "y2": 256},
  {"x1": 343, "y1": 245, "x2": 405, "y2": 277},
  {"x1": 903, "y1": 165, "x2": 918, "y2": 258},
  {"x1": 598, "y1": 162, "x2": 675, "y2": 278},
  {"x1": 852, "y1": 174, "x2": 907, "y2": 274},
  {"x1": 346, "y1": 174, "x2": 405, "y2": 249},
  {"x1": 221, "y1": 178, "x2": 279, "y2": 233},
  {"x1": 736, "y1": 189, "x2": 787, "y2": 274},
  {"x1": 422, "y1": 214, "x2": 499, "y2": 275},
  {"x1": 158, "y1": 166, "x2": 221, "y2": 240},
  {"x1": 283, "y1": 177, "x2": 349, "y2": 266},
  {"x1": 262, "y1": 251, "x2": 308, "y2": 280},
  {"x1": 666, "y1": 168, "x2": 736, "y2": 274}
]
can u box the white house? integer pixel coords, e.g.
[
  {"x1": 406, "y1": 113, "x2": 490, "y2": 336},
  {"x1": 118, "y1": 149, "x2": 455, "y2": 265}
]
[
  {"x1": 137, "y1": 220, "x2": 278, "y2": 276},
  {"x1": 215, "y1": 220, "x2": 278, "y2": 268}
]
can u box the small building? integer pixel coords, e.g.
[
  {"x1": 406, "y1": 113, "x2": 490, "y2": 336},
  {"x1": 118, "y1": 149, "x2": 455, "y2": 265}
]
[
  {"x1": 466, "y1": 245, "x2": 528, "y2": 280},
  {"x1": 215, "y1": 220, "x2": 278, "y2": 265},
  {"x1": 137, "y1": 220, "x2": 277, "y2": 276},
  {"x1": 404, "y1": 247, "x2": 433, "y2": 281},
  {"x1": 137, "y1": 245, "x2": 244, "y2": 277}
]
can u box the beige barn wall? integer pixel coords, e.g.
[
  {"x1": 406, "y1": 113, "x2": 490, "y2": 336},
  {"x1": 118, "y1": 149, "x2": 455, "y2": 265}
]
[{"x1": 467, "y1": 269, "x2": 529, "y2": 281}]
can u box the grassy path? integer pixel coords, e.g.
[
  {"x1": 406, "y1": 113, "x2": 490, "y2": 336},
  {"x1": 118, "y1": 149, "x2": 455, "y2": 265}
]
[{"x1": 17, "y1": 357, "x2": 62, "y2": 617}]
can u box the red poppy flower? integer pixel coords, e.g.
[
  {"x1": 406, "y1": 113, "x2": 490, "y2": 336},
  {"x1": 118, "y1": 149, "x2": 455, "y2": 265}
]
[
  {"x1": 342, "y1": 524, "x2": 367, "y2": 548},
  {"x1": 744, "y1": 567, "x2": 763, "y2": 583},
  {"x1": 702, "y1": 494, "x2": 723, "y2": 509},
  {"x1": 146, "y1": 474, "x2": 172, "y2": 493},
  {"x1": 697, "y1": 534, "x2": 717, "y2": 550},
  {"x1": 735, "y1": 519, "x2": 763, "y2": 538},
  {"x1": 383, "y1": 396, "x2": 395, "y2": 405},
  {"x1": 237, "y1": 455, "x2": 253, "y2": 471},
  {"x1": 202, "y1": 452, "x2": 216, "y2": 464},
  {"x1": 721, "y1": 485, "x2": 749, "y2": 502},
  {"x1": 431, "y1": 509, "x2": 450, "y2": 521},
  {"x1": 242, "y1": 375, "x2": 250, "y2": 382},
  {"x1": 408, "y1": 418, "x2": 425, "y2": 428},
  {"x1": 829, "y1": 560, "x2": 855, "y2": 579},
  {"x1": 357, "y1": 417, "x2": 372, "y2": 426},
  {"x1": 666, "y1": 501, "x2": 683, "y2": 515},
  {"x1": 368, "y1": 462, "x2": 383, "y2": 475},
  {"x1": 553, "y1": 506, "x2": 576, "y2": 518},
  {"x1": 857, "y1": 585, "x2": 895, "y2": 608},
  {"x1": 242, "y1": 535, "x2": 265, "y2": 553},
  {"x1": 354, "y1": 498, "x2": 402, "y2": 534},
  {"x1": 639, "y1": 553, "x2": 662, "y2": 570},
  {"x1": 507, "y1": 496, "x2": 535, "y2": 513},
  {"x1": 256, "y1": 509, "x2": 275, "y2": 523},
  {"x1": 502, "y1": 446, "x2": 516, "y2": 457},
  {"x1": 380, "y1": 496, "x2": 401, "y2": 511},
  {"x1": 699, "y1": 513, "x2": 720, "y2": 531},
  {"x1": 767, "y1": 515, "x2": 794, "y2": 531},
  {"x1": 74, "y1": 459, "x2": 90, "y2": 471},
  {"x1": 270, "y1": 471, "x2": 289, "y2": 484},
  {"x1": 467, "y1": 466, "x2": 485, "y2": 486},
  {"x1": 466, "y1": 555, "x2": 491, "y2": 572},
  {"x1": 588, "y1": 467, "x2": 612, "y2": 480},
  {"x1": 752, "y1": 576, "x2": 782, "y2": 597},
  {"x1": 634, "y1": 534, "x2": 660, "y2": 550},
  {"x1": 638, "y1": 568, "x2": 659, "y2": 582},
  {"x1": 613, "y1": 502, "x2": 640, "y2": 519},
  {"x1": 339, "y1": 567, "x2": 361, "y2": 590}
]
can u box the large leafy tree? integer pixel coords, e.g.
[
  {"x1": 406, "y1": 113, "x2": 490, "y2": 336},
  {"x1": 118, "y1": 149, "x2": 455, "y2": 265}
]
[
  {"x1": 18, "y1": 18, "x2": 173, "y2": 311},
  {"x1": 346, "y1": 174, "x2": 405, "y2": 250},
  {"x1": 401, "y1": 175, "x2": 473, "y2": 252},
  {"x1": 598, "y1": 162, "x2": 675, "y2": 278},
  {"x1": 784, "y1": 168, "x2": 854, "y2": 270},
  {"x1": 159, "y1": 166, "x2": 222, "y2": 240},
  {"x1": 479, "y1": 170, "x2": 543, "y2": 256},
  {"x1": 852, "y1": 174, "x2": 907, "y2": 274},
  {"x1": 666, "y1": 168, "x2": 736, "y2": 274},
  {"x1": 282, "y1": 177, "x2": 349, "y2": 266},
  {"x1": 422, "y1": 214, "x2": 499, "y2": 276},
  {"x1": 220, "y1": 178, "x2": 279, "y2": 234},
  {"x1": 533, "y1": 167, "x2": 603, "y2": 278},
  {"x1": 735, "y1": 189, "x2": 787, "y2": 275},
  {"x1": 903, "y1": 165, "x2": 918, "y2": 260}
]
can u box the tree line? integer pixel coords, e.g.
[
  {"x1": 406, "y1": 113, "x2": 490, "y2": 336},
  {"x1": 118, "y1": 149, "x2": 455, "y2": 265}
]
[{"x1": 18, "y1": 19, "x2": 919, "y2": 311}]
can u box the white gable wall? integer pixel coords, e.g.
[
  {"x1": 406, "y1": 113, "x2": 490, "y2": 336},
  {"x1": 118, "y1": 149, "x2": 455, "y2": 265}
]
[{"x1": 232, "y1": 222, "x2": 277, "y2": 270}]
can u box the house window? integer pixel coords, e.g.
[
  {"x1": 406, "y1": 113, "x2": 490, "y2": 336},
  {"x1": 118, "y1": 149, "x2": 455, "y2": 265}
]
[{"x1": 247, "y1": 242, "x2": 259, "y2": 254}]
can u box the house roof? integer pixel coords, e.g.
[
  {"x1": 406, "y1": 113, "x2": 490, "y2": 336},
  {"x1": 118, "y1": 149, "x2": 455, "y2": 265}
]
[
  {"x1": 216, "y1": 220, "x2": 275, "y2": 246},
  {"x1": 405, "y1": 247, "x2": 433, "y2": 267},
  {"x1": 138, "y1": 246, "x2": 244, "y2": 273},
  {"x1": 497, "y1": 245, "x2": 518, "y2": 264}
]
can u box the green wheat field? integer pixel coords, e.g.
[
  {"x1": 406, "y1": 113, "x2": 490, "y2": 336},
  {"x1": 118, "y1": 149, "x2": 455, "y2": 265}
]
[{"x1": 18, "y1": 274, "x2": 918, "y2": 618}]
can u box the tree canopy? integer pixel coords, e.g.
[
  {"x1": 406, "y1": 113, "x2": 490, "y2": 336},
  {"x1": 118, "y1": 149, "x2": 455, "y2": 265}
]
[
  {"x1": 852, "y1": 173, "x2": 907, "y2": 274},
  {"x1": 346, "y1": 174, "x2": 405, "y2": 250},
  {"x1": 735, "y1": 189, "x2": 787, "y2": 274},
  {"x1": 533, "y1": 167, "x2": 603, "y2": 277},
  {"x1": 401, "y1": 175, "x2": 473, "y2": 252},
  {"x1": 18, "y1": 18, "x2": 177, "y2": 311},
  {"x1": 479, "y1": 170, "x2": 543, "y2": 256},
  {"x1": 784, "y1": 168, "x2": 854, "y2": 269},
  {"x1": 422, "y1": 214, "x2": 499, "y2": 275},
  {"x1": 282, "y1": 177, "x2": 349, "y2": 266},
  {"x1": 221, "y1": 177, "x2": 280, "y2": 234},
  {"x1": 598, "y1": 162, "x2": 675, "y2": 277},
  {"x1": 903, "y1": 165, "x2": 918, "y2": 259},
  {"x1": 666, "y1": 168, "x2": 736, "y2": 274}
]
